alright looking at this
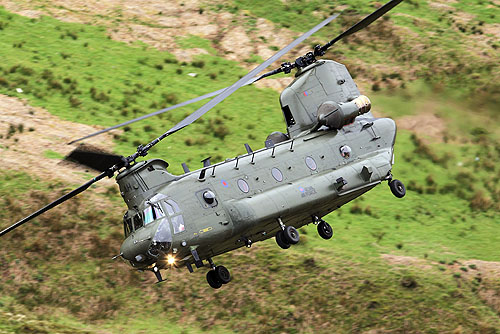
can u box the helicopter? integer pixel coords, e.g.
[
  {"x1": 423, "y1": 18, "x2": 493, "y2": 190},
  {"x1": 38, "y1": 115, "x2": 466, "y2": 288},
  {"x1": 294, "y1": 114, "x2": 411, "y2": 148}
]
[{"x1": 0, "y1": 0, "x2": 407, "y2": 289}]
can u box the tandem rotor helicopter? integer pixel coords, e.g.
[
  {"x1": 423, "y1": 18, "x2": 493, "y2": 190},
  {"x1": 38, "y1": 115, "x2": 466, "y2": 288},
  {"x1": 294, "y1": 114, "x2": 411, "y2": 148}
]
[{"x1": 1, "y1": 0, "x2": 407, "y2": 289}]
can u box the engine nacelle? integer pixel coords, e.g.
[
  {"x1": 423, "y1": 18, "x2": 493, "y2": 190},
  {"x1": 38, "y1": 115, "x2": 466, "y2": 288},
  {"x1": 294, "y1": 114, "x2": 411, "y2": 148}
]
[{"x1": 317, "y1": 95, "x2": 371, "y2": 130}]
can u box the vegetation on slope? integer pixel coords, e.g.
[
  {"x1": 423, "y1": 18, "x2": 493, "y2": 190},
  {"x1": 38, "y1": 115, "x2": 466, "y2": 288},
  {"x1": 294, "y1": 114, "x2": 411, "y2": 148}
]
[{"x1": 0, "y1": 1, "x2": 499, "y2": 333}]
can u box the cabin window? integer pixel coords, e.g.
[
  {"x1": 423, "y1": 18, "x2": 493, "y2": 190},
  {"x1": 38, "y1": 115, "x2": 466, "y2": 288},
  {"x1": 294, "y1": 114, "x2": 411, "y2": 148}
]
[
  {"x1": 305, "y1": 156, "x2": 317, "y2": 171},
  {"x1": 271, "y1": 167, "x2": 283, "y2": 182},
  {"x1": 203, "y1": 190, "x2": 217, "y2": 206},
  {"x1": 237, "y1": 179, "x2": 250, "y2": 193},
  {"x1": 172, "y1": 215, "x2": 185, "y2": 234},
  {"x1": 340, "y1": 145, "x2": 352, "y2": 159}
]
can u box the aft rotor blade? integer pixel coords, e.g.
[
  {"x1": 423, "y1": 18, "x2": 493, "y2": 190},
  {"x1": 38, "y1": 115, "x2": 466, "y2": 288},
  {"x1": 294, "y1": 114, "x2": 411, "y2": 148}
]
[
  {"x1": 68, "y1": 77, "x2": 260, "y2": 145},
  {"x1": 0, "y1": 171, "x2": 109, "y2": 237},
  {"x1": 319, "y1": 0, "x2": 404, "y2": 54},
  {"x1": 163, "y1": 13, "x2": 340, "y2": 137}
]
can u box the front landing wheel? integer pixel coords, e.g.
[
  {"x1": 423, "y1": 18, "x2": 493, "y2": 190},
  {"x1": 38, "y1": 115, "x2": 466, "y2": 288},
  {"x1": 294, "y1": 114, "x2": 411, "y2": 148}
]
[
  {"x1": 215, "y1": 265, "x2": 231, "y2": 284},
  {"x1": 276, "y1": 230, "x2": 291, "y2": 249},
  {"x1": 206, "y1": 270, "x2": 222, "y2": 289},
  {"x1": 389, "y1": 179, "x2": 406, "y2": 198},
  {"x1": 283, "y1": 226, "x2": 300, "y2": 245}
]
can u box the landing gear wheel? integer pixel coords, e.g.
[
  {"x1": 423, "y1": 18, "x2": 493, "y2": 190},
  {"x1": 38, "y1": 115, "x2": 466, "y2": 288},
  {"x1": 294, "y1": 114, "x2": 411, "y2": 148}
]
[
  {"x1": 389, "y1": 179, "x2": 406, "y2": 198},
  {"x1": 317, "y1": 221, "x2": 333, "y2": 239},
  {"x1": 275, "y1": 230, "x2": 291, "y2": 249},
  {"x1": 206, "y1": 270, "x2": 222, "y2": 289},
  {"x1": 215, "y1": 265, "x2": 231, "y2": 284},
  {"x1": 283, "y1": 226, "x2": 300, "y2": 244}
]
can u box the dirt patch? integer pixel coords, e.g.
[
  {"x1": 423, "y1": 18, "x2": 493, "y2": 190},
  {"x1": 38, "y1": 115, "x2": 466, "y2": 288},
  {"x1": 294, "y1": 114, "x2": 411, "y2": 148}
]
[
  {"x1": 0, "y1": 94, "x2": 116, "y2": 189},
  {"x1": 381, "y1": 254, "x2": 433, "y2": 270},
  {"x1": 396, "y1": 113, "x2": 447, "y2": 142},
  {"x1": 446, "y1": 259, "x2": 500, "y2": 314}
]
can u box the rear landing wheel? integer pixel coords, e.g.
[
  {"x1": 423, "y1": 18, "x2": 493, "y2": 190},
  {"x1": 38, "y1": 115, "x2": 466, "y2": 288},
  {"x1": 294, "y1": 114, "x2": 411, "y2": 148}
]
[
  {"x1": 276, "y1": 230, "x2": 290, "y2": 249},
  {"x1": 206, "y1": 270, "x2": 222, "y2": 289},
  {"x1": 215, "y1": 265, "x2": 231, "y2": 284},
  {"x1": 389, "y1": 179, "x2": 406, "y2": 198},
  {"x1": 317, "y1": 221, "x2": 333, "y2": 239}
]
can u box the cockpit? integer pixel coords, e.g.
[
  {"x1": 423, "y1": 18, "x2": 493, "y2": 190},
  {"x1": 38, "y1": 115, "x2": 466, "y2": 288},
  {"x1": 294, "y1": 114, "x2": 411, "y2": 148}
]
[{"x1": 122, "y1": 195, "x2": 185, "y2": 238}]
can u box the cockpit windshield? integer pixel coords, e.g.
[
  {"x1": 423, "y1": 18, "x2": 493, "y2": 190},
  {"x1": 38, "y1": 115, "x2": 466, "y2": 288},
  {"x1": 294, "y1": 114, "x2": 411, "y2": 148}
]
[{"x1": 144, "y1": 202, "x2": 166, "y2": 225}]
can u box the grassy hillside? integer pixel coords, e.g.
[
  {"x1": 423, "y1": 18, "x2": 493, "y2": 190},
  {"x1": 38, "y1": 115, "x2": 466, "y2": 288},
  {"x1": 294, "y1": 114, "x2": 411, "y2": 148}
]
[{"x1": 0, "y1": 1, "x2": 499, "y2": 333}]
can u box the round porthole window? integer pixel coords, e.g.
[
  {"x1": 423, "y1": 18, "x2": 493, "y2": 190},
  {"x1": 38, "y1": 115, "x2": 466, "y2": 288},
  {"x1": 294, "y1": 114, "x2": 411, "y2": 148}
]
[
  {"x1": 237, "y1": 179, "x2": 250, "y2": 193},
  {"x1": 340, "y1": 145, "x2": 352, "y2": 159},
  {"x1": 305, "y1": 156, "x2": 317, "y2": 171},
  {"x1": 203, "y1": 190, "x2": 216, "y2": 205},
  {"x1": 271, "y1": 167, "x2": 283, "y2": 182}
]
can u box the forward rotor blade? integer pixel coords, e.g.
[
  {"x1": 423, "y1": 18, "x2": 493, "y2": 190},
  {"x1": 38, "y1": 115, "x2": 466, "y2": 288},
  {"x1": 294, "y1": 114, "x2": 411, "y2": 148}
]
[
  {"x1": 163, "y1": 13, "x2": 340, "y2": 137},
  {"x1": 64, "y1": 146, "x2": 124, "y2": 172},
  {"x1": 0, "y1": 171, "x2": 109, "y2": 237},
  {"x1": 68, "y1": 77, "x2": 260, "y2": 145},
  {"x1": 319, "y1": 0, "x2": 404, "y2": 54}
]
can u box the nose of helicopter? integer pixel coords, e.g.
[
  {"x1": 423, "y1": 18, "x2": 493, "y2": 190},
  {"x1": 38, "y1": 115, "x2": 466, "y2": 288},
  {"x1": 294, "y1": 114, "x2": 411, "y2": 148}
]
[{"x1": 120, "y1": 219, "x2": 172, "y2": 267}]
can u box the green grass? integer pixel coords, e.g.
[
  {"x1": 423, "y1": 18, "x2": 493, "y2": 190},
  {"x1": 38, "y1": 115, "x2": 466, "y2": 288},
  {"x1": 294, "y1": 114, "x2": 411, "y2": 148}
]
[{"x1": 43, "y1": 149, "x2": 65, "y2": 159}]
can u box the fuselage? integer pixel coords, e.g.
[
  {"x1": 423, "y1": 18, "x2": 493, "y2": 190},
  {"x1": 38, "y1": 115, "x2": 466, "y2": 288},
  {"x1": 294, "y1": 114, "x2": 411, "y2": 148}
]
[{"x1": 117, "y1": 116, "x2": 396, "y2": 270}]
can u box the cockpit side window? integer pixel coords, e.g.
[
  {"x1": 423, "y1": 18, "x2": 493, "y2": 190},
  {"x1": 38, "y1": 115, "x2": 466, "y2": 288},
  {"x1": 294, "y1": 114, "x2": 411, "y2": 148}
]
[
  {"x1": 133, "y1": 213, "x2": 143, "y2": 230},
  {"x1": 166, "y1": 200, "x2": 181, "y2": 214},
  {"x1": 123, "y1": 213, "x2": 133, "y2": 237},
  {"x1": 164, "y1": 202, "x2": 175, "y2": 216},
  {"x1": 164, "y1": 199, "x2": 184, "y2": 234}
]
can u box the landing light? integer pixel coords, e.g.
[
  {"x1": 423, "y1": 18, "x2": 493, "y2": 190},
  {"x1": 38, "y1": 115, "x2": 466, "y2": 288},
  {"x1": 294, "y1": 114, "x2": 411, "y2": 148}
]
[{"x1": 167, "y1": 255, "x2": 176, "y2": 265}]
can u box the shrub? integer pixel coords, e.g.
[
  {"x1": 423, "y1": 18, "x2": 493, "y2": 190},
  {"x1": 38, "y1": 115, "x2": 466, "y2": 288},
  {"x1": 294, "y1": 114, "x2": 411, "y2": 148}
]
[
  {"x1": 469, "y1": 191, "x2": 492, "y2": 211},
  {"x1": 400, "y1": 276, "x2": 417, "y2": 288},
  {"x1": 349, "y1": 204, "x2": 363, "y2": 214},
  {"x1": 20, "y1": 66, "x2": 34, "y2": 76},
  {"x1": 192, "y1": 60, "x2": 205, "y2": 68},
  {"x1": 69, "y1": 95, "x2": 82, "y2": 107},
  {"x1": 162, "y1": 92, "x2": 178, "y2": 104},
  {"x1": 49, "y1": 80, "x2": 63, "y2": 90},
  {"x1": 41, "y1": 69, "x2": 53, "y2": 79},
  {"x1": 164, "y1": 57, "x2": 178, "y2": 64},
  {"x1": 213, "y1": 125, "x2": 230, "y2": 139}
]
